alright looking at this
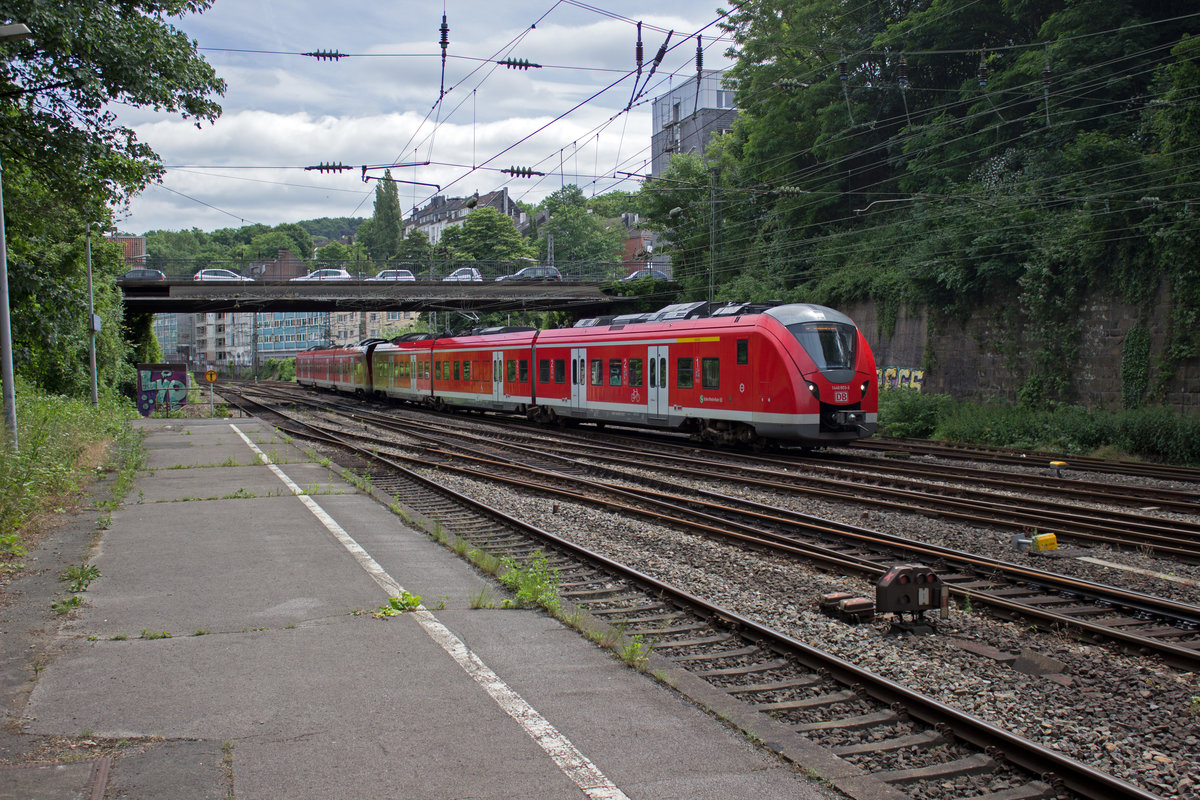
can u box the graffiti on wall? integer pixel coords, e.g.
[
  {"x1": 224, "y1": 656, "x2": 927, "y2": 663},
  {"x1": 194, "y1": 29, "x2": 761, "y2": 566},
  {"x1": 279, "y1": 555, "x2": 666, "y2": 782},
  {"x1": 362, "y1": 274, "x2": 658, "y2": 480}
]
[
  {"x1": 136, "y1": 363, "x2": 189, "y2": 417},
  {"x1": 877, "y1": 366, "x2": 925, "y2": 392}
]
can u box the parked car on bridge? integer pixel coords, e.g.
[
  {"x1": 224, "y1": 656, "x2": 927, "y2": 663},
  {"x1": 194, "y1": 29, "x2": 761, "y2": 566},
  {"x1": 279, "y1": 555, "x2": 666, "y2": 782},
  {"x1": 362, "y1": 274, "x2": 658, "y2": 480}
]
[
  {"x1": 120, "y1": 268, "x2": 166, "y2": 281},
  {"x1": 367, "y1": 269, "x2": 416, "y2": 281},
  {"x1": 442, "y1": 267, "x2": 483, "y2": 282},
  {"x1": 291, "y1": 268, "x2": 353, "y2": 281},
  {"x1": 620, "y1": 268, "x2": 669, "y2": 282},
  {"x1": 194, "y1": 268, "x2": 253, "y2": 281},
  {"x1": 495, "y1": 265, "x2": 562, "y2": 282}
]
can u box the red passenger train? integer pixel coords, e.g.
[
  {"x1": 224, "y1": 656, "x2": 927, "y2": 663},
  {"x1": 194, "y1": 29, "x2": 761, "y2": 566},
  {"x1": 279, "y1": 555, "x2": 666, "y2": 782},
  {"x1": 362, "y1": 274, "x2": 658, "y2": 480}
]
[{"x1": 295, "y1": 301, "x2": 877, "y2": 446}]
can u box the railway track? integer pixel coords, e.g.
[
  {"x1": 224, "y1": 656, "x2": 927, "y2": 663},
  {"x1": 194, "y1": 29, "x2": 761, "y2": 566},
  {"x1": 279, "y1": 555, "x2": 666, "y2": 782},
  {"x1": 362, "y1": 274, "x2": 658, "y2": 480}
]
[
  {"x1": 851, "y1": 437, "x2": 1200, "y2": 485},
  {"x1": 230, "y1": 382, "x2": 1200, "y2": 668},
  {"x1": 220, "y1": 386, "x2": 1163, "y2": 800}
]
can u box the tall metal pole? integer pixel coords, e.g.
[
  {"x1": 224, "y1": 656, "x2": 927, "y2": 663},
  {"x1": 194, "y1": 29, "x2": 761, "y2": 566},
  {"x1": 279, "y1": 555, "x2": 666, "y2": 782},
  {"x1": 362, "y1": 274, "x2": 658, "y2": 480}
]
[
  {"x1": 0, "y1": 151, "x2": 17, "y2": 448},
  {"x1": 709, "y1": 169, "x2": 717, "y2": 303},
  {"x1": 0, "y1": 24, "x2": 34, "y2": 446},
  {"x1": 86, "y1": 227, "x2": 98, "y2": 405}
]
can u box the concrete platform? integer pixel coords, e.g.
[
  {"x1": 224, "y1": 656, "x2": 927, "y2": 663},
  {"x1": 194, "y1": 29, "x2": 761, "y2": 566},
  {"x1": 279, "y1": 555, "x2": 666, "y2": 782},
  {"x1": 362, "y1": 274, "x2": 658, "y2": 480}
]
[{"x1": 8, "y1": 417, "x2": 838, "y2": 800}]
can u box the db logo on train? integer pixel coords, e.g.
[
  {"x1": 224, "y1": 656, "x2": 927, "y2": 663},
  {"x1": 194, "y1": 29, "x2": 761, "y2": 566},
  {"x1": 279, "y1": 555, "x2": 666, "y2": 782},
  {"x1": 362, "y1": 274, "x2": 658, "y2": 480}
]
[{"x1": 833, "y1": 388, "x2": 849, "y2": 403}]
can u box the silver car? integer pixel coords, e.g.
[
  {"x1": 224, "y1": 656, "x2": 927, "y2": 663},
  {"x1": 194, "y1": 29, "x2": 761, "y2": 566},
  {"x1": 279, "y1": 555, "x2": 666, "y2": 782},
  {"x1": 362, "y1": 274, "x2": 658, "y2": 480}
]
[
  {"x1": 368, "y1": 269, "x2": 416, "y2": 281},
  {"x1": 290, "y1": 268, "x2": 352, "y2": 281}
]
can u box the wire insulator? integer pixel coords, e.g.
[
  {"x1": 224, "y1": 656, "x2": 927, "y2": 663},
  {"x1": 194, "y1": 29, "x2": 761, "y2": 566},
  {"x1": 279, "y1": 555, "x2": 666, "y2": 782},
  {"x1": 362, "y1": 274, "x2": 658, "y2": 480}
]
[
  {"x1": 439, "y1": 15, "x2": 449, "y2": 51},
  {"x1": 898, "y1": 54, "x2": 908, "y2": 89}
]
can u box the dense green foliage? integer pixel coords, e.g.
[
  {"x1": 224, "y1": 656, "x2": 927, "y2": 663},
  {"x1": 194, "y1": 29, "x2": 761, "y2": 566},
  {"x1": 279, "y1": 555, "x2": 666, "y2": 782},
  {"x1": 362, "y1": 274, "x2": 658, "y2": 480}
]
[
  {"x1": 0, "y1": 1, "x2": 224, "y2": 400},
  {"x1": 640, "y1": 2, "x2": 1200, "y2": 407},
  {"x1": 0, "y1": 379, "x2": 139, "y2": 556},
  {"x1": 878, "y1": 390, "x2": 1200, "y2": 465}
]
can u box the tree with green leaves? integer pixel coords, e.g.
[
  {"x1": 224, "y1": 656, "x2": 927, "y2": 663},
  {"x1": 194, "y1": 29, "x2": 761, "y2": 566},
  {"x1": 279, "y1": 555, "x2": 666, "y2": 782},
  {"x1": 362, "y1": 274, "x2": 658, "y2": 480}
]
[
  {"x1": 537, "y1": 184, "x2": 624, "y2": 266},
  {"x1": 358, "y1": 169, "x2": 403, "y2": 260},
  {"x1": 438, "y1": 206, "x2": 534, "y2": 269},
  {"x1": 0, "y1": 1, "x2": 224, "y2": 398}
]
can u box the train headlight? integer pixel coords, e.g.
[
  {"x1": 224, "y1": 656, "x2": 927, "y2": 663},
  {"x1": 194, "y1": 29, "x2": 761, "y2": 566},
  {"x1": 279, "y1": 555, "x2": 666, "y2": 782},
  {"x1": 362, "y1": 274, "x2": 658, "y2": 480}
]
[
  {"x1": 860, "y1": 379, "x2": 870, "y2": 397},
  {"x1": 806, "y1": 381, "x2": 819, "y2": 398}
]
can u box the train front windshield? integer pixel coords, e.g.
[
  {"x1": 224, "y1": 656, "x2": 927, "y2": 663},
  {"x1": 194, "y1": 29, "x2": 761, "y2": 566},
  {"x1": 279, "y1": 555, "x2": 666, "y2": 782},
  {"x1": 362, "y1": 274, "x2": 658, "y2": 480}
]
[{"x1": 787, "y1": 322, "x2": 857, "y2": 371}]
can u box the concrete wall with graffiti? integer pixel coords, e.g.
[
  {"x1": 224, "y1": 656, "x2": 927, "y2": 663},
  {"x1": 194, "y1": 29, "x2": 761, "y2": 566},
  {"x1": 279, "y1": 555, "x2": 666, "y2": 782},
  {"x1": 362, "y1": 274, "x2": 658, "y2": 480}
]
[
  {"x1": 877, "y1": 366, "x2": 925, "y2": 392},
  {"x1": 136, "y1": 363, "x2": 190, "y2": 416}
]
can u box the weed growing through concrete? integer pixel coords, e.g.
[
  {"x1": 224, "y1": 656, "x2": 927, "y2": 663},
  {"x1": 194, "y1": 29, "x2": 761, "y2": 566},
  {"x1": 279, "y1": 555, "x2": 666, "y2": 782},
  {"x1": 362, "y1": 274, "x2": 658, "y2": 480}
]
[
  {"x1": 619, "y1": 634, "x2": 652, "y2": 669},
  {"x1": 375, "y1": 590, "x2": 422, "y2": 617},
  {"x1": 469, "y1": 587, "x2": 497, "y2": 609},
  {"x1": 140, "y1": 629, "x2": 172, "y2": 640},
  {"x1": 498, "y1": 551, "x2": 560, "y2": 612},
  {"x1": 61, "y1": 563, "x2": 100, "y2": 592},
  {"x1": 51, "y1": 595, "x2": 83, "y2": 614},
  {"x1": 468, "y1": 548, "x2": 501, "y2": 574},
  {"x1": 221, "y1": 488, "x2": 256, "y2": 499}
]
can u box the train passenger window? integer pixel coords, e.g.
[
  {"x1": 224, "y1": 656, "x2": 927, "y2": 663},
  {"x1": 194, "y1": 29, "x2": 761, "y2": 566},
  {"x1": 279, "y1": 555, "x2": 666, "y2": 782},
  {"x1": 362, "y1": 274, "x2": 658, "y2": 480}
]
[
  {"x1": 539, "y1": 359, "x2": 551, "y2": 383},
  {"x1": 507, "y1": 359, "x2": 516, "y2": 382},
  {"x1": 435, "y1": 361, "x2": 442, "y2": 380},
  {"x1": 736, "y1": 339, "x2": 748, "y2": 365},
  {"x1": 463, "y1": 361, "x2": 471, "y2": 380},
  {"x1": 572, "y1": 359, "x2": 577, "y2": 385},
  {"x1": 453, "y1": 361, "x2": 461, "y2": 381},
  {"x1": 649, "y1": 359, "x2": 656, "y2": 388},
  {"x1": 590, "y1": 359, "x2": 603, "y2": 386},
  {"x1": 676, "y1": 357, "x2": 693, "y2": 389},
  {"x1": 554, "y1": 359, "x2": 566, "y2": 384},
  {"x1": 608, "y1": 359, "x2": 623, "y2": 386},
  {"x1": 702, "y1": 357, "x2": 720, "y2": 389},
  {"x1": 659, "y1": 357, "x2": 667, "y2": 386},
  {"x1": 629, "y1": 359, "x2": 643, "y2": 387},
  {"x1": 519, "y1": 359, "x2": 529, "y2": 383}
]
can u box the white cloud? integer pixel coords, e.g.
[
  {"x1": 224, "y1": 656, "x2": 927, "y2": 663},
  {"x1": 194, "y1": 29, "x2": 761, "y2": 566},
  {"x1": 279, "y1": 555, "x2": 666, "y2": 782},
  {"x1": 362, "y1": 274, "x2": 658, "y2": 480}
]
[{"x1": 118, "y1": 1, "x2": 733, "y2": 233}]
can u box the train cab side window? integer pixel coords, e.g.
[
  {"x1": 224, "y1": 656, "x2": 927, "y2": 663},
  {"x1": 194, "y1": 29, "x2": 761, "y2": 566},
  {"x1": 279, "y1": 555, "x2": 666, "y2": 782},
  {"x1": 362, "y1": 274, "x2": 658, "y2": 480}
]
[
  {"x1": 677, "y1": 357, "x2": 694, "y2": 388},
  {"x1": 507, "y1": 359, "x2": 516, "y2": 382},
  {"x1": 702, "y1": 357, "x2": 720, "y2": 389},
  {"x1": 590, "y1": 359, "x2": 603, "y2": 386},
  {"x1": 629, "y1": 358, "x2": 643, "y2": 387},
  {"x1": 539, "y1": 359, "x2": 550, "y2": 383},
  {"x1": 519, "y1": 359, "x2": 529, "y2": 383},
  {"x1": 608, "y1": 359, "x2": 623, "y2": 386},
  {"x1": 554, "y1": 359, "x2": 566, "y2": 384},
  {"x1": 736, "y1": 339, "x2": 748, "y2": 365}
]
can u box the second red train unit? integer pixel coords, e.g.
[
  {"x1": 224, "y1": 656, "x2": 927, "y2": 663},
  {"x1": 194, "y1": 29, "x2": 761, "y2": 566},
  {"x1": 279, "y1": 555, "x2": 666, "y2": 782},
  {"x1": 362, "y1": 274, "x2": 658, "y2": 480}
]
[{"x1": 295, "y1": 300, "x2": 877, "y2": 446}]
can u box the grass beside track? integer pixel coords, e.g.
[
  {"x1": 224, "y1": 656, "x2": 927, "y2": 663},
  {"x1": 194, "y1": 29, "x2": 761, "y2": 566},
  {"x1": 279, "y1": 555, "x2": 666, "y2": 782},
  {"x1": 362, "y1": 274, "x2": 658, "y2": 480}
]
[
  {"x1": 0, "y1": 380, "x2": 144, "y2": 562},
  {"x1": 879, "y1": 390, "x2": 1200, "y2": 466}
]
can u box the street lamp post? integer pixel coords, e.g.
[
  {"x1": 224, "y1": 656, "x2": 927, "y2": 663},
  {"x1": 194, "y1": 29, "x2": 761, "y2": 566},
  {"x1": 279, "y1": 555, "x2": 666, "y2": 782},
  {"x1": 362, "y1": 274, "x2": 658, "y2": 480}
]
[{"x1": 0, "y1": 23, "x2": 32, "y2": 449}]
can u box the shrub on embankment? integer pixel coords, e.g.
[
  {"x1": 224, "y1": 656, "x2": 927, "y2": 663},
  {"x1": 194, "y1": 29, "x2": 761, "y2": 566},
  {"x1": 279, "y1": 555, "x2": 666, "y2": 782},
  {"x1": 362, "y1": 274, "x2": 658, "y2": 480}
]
[
  {"x1": 878, "y1": 391, "x2": 1200, "y2": 466},
  {"x1": 0, "y1": 380, "x2": 140, "y2": 559}
]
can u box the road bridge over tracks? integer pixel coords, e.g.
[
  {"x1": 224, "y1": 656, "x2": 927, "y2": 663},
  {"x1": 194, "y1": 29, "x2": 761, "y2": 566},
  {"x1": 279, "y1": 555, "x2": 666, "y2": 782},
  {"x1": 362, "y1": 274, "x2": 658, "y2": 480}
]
[{"x1": 117, "y1": 278, "x2": 662, "y2": 317}]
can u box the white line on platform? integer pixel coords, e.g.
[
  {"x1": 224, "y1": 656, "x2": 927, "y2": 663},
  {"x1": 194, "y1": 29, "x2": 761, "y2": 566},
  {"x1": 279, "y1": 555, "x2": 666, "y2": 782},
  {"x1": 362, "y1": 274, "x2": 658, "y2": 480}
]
[{"x1": 231, "y1": 425, "x2": 630, "y2": 800}]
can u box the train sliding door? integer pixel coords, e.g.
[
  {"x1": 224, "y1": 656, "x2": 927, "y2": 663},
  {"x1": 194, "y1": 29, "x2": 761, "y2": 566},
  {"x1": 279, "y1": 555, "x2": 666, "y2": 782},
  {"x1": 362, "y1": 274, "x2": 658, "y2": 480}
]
[
  {"x1": 570, "y1": 347, "x2": 586, "y2": 413},
  {"x1": 492, "y1": 350, "x2": 504, "y2": 403},
  {"x1": 647, "y1": 345, "x2": 669, "y2": 421}
]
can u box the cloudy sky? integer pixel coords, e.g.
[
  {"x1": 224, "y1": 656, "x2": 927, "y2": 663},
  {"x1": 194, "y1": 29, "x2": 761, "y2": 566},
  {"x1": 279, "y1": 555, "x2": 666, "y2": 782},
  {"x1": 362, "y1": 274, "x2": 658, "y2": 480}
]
[{"x1": 115, "y1": 1, "x2": 735, "y2": 234}]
